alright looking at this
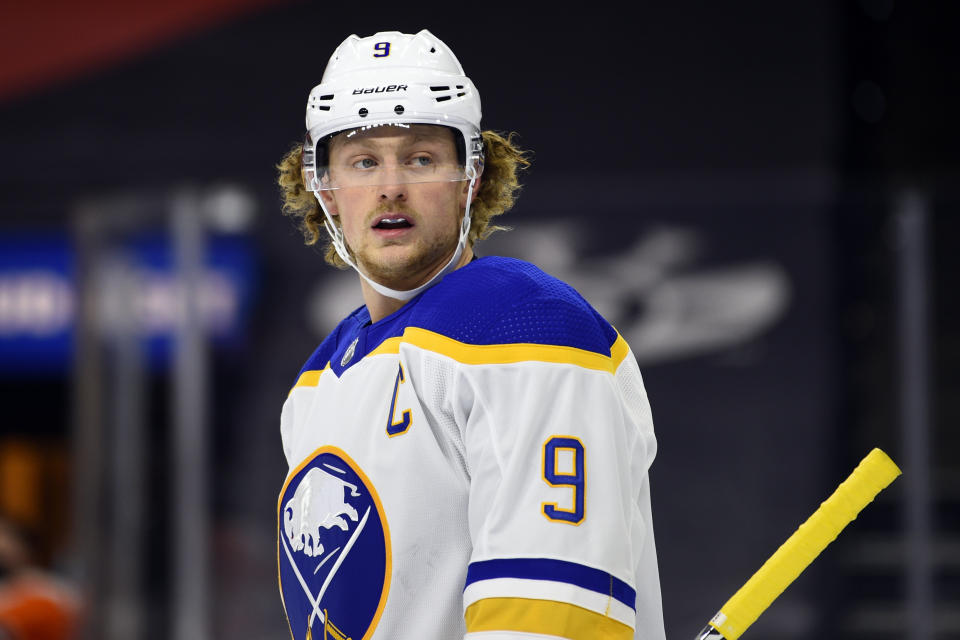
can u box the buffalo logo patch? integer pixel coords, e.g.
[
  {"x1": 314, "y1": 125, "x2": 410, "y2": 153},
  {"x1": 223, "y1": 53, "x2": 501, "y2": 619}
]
[{"x1": 278, "y1": 447, "x2": 390, "y2": 640}]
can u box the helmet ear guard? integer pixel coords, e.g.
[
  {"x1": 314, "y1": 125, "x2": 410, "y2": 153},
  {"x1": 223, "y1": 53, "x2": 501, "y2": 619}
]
[{"x1": 300, "y1": 132, "x2": 319, "y2": 192}]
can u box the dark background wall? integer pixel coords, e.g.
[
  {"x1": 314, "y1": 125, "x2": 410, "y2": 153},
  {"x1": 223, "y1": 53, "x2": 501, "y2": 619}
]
[{"x1": 0, "y1": 2, "x2": 956, "y2": 639}]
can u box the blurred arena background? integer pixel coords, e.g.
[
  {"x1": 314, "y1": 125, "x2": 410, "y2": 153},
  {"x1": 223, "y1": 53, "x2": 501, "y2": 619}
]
[{"x1": 0, "y1": 1, "x2": 957, "y2": 638}]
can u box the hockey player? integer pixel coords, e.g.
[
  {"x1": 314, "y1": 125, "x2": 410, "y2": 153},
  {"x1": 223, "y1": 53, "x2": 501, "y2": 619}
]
[{"x1": 275, "y1": 29, "x2": 666, "y2": 640}]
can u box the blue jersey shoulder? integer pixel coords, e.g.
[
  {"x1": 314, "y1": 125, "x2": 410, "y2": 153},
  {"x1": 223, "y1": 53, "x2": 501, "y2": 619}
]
[
  {"x1": 411, "y1": 256, "x2": 617, "y2": 356},
  {"x1": 294, "y1": 257, "x2": 618, "y2": 382}
]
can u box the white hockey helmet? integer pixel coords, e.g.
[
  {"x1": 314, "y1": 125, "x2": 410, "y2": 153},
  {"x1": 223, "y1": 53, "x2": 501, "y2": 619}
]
[
  {"x1": 302, "y1": 29, "x2": 484, "y2": 192},
  {"x1": 302, "y1": 30, "x2": 485, "y2": 302}
]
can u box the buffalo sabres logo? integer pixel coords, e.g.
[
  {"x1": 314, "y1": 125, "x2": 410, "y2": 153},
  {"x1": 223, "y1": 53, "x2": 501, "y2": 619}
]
[{"x1": 278, "y1": 447, "x2": 390, "y2": 640}]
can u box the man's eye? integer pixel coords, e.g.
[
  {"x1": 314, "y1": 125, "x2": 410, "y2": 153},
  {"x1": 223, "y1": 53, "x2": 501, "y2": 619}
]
[
  {"x1": 410, "y1": 155, "x2": 432, "y2": 167},
  {"x1": 352, "y1": 158, "x2": 377, "y2": 170}
]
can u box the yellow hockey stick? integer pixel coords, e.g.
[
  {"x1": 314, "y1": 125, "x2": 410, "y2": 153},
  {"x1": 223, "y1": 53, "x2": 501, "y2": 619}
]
[{"x1": 695, "y1": 448, "x2": 901, "y2": 640}]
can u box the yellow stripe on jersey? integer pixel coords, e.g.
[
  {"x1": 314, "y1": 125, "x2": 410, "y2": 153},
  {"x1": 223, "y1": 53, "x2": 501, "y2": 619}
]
[
  {"x1": 287, "y1": 366, "x2": 328, "y2": 396},
  {"x1": 367, "y1": 328, "x2": 631, "y2": 373},
  {"x1": 609, "y1": 332, "x2": 630, "y2": 368},
  {"x1": 464, "y1": 597, "x2": 633, "y2": 640},
  {"x1": 367, "y1": 336, "x2": 404, "y2": 359}
]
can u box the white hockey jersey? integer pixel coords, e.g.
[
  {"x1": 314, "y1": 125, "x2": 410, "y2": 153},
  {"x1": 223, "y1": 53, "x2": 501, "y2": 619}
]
[{"x1": 278, "y1": 257, "x2": 665, "y2": 640}]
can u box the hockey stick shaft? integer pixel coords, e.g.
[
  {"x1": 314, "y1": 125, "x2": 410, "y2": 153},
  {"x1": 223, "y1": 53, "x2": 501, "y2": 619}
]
[{"x1": 695, "y1": 448, "x2": 901, "y2": 640}]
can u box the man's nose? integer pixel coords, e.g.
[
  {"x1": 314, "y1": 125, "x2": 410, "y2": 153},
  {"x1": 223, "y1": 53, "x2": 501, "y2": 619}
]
[{"x1": 378, "y1": 166, "x2": 407, "y2": 200}]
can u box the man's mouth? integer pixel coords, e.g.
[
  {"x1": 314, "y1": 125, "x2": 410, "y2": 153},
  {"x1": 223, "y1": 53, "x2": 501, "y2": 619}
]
[{"x1": 373, "y1": 215, "x2": 413, "y2": 230}]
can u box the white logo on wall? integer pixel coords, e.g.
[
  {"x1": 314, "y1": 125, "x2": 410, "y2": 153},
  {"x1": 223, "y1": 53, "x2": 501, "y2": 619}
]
[
  {"x1": 0, "y1": 271, "x2": 73, "y2": 336},
  {"x1": 309, "y1": 224, "x2": 791, "y2": 365},
  {"x1": 0, "y1": 269, "x2": 240, "y2": 338}
]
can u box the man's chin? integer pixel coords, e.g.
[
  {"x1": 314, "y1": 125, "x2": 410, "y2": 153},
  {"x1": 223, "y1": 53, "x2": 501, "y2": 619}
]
[
  {"x1": 359, "y1": 250, "x2": 452, "y2": 292},
  {"x1": 359, "y1": 256, "x2": 421, "y2": 289}
]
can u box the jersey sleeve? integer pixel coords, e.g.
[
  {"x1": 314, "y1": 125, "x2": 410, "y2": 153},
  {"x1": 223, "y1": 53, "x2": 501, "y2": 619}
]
[{"x1": 454, "y1": 299, "x2": 665, "y2": 640}]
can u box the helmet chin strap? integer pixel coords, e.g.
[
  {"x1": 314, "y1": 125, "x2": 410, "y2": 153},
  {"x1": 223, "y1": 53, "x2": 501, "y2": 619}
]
[{"x1": 315, "y1": 174, "x2": 478, "y2": 302}]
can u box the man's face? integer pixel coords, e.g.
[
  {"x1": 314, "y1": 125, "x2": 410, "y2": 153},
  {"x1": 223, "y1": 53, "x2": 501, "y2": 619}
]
[{"x1": 319, "y1": 125, "x2": 476, "y2": 291}]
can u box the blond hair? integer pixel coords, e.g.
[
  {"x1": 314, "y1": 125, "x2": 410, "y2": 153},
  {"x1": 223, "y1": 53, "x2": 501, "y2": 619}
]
[{"x1": 276, "y1": 131, "x2": 531, "y2": 268}]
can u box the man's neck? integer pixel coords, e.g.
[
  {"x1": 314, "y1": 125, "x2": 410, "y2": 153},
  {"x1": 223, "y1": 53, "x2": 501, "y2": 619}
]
[{"x1": 360, "y1": 246, "x2": 474, "y2": 323}]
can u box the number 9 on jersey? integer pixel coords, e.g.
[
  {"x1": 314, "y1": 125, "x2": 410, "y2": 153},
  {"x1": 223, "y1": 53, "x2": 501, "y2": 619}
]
[{"x1": 542, "y1": 436, "x2": 585, "y2": 525}]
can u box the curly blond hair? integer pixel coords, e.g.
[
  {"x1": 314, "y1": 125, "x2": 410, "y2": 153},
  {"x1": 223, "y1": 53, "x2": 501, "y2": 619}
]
[{"x1": 276, "y1": 130, "x2": 531, "y2": 268}]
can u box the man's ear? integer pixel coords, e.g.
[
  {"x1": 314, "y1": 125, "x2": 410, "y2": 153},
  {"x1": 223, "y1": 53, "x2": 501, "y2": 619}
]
[
  {"x1": 318, "y1": 190, "x2": 339, "y2": 215},
  {"x1": 461, "y1": 174, "x2": 482, "y2": 207}
]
